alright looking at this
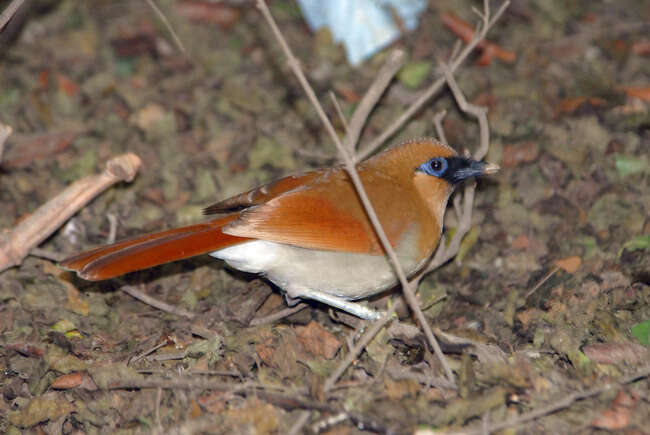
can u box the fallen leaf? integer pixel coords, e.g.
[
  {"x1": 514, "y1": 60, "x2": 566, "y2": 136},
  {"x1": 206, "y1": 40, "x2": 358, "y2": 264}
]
[
  {"x1": 554, "y1": 256, "x2": 581, "y2": 273},
  {"x1": 130, "y1": 102, "x2": 166, "y2": 131},
  {"x1": 501, "y1": 142, "x2": 539, "y2": 167},
  {"x1": 441, "y1": 11, "x2": 515, "y2": 66},
  {"x1": 385, "y1": 378, "x2": 420, "y2": 400},
  {"x1": 225, "y1": 398, "x2": 278, "y2": 434},
  {"x1": 6, "y1": 342, "x2": 45, "y2": 358},
  {"x1": 583, "y1": 342, "x2": 649, "y2": 364},
  {"x1": 592, "y1": 406, "x2": 632, "y2": 430},
  {"x1": 9, "y1": 392, "x2": 76, "y2": 428},
  {"x1": 623, "y1": 86, "x2": 650, "y2": 101},
  {"x1": 174, "y1": 1, "x2": 241, "y2": 28},
  {"x1": 51, "y1": 372, "x2": 83, "y2": 389},
  {"x1": 64, "y1": 281, "x2": 89, "y2": 316},
  {"x1": 295, "y1": 321, "x2": 341, "y2": 359},
  {"x1": 631, "y1": 320, "x2": 650, "y2": 346},
  {"x1": 631, "y1": 39, "x2": 650, "y2": 55},
  {"x1": 1, "y1": 130, "x2": 82, "y2": 168},
  {"x1": 554, "y1": 96, "x2": 607, "y2": 118},
  {"x1": 57, "y1": 73, "x2": 80, "y2": 97}
]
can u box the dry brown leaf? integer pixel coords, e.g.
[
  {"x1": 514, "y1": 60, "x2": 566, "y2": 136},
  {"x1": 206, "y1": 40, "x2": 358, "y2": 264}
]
[
  {"x1": 8, "y1": 392, "x2": 76, "y2": 428},
  {"x1": 225, "y1": 398, "x2": 279, "y2": 435},
  {"x1": 295, "y1": 320, "x2": 341, "y2": 359},
  {"x1": 591, "y1": 406, "x2": 632, "y2": 430},
  {"x1": 623, "y1": 86, "x2": 650, "y2": 101},
  {"x1": 583, "y1": 342, "x2": 649, "y2": 365},
  {"x1": 51, "y1": 372, "x2": 83, "y2": 389},
  {"x1": 554, "y1": 256, "x2": 581, "y2": 273},
  {"x1": 174, "y1": 1, "x2": 241, "y2": 28},
  {"x1": 501, "y1": 142, "x2": 539, "y2": 167}
]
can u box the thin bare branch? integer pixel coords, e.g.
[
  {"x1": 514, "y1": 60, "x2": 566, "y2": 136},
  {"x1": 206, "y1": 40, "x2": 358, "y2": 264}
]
[
  {"x1": 344, "y1": 49, "x2": 406, "y2": 155},
  {"x1": 29, "y1": 248, "x2": 66, "y2": 262},
  {"x1": 438, "y1": 62, "x2": 490, "y2": 160},
  {"x1": 433, "y1": 110, "x2": 449, "y2": 145},
  {"x1": 249, "y1": 303, "x2": 308, "y2": 326},
  {"x1": 451, "y1": 364, "x2": 650, "y2": 435},
  {"x1": 255, "y1": 0, "x2": 454, "y2": 385},
  {"x1": 0, "y1": 122, "x2": 11, "y2": 163},
  {"x1": 144, "y1": 0, "x2": 187, "y2": 55},
  {"x1": 0, "y1": 153, "x2": 141, "y2": 272},
  {"x1": 328, "y1": 91, "x2": 349, "y2": 135},
  {"x1": 0, "y1": 0, "x2": 23, "y2": 31},
  {"x1": 357, "y1": 0, "x2": 509, "y2": 160},
  {"x1": 122, "y1": 285, "x2": 196, "y2": 319}
]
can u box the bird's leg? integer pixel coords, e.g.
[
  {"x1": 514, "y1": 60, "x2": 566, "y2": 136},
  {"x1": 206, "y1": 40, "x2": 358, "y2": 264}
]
[{"x1": 285, "y1": 288, "x2": 384, "y2": 320}]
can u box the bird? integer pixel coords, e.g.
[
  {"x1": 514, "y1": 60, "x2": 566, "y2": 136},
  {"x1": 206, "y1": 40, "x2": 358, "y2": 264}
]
[{"x1": 61, "y1": 138, "x2": 498, "y2": 320}]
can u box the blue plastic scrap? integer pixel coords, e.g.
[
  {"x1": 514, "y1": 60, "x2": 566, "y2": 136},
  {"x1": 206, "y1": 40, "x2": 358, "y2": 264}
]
[{"x1": 297, "y1": 0, "x2": 427, "y2": 66}]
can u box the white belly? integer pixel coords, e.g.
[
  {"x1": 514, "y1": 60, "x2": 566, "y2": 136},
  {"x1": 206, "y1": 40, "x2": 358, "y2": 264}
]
[{"x1": 210, "y1": 228, "x2": 424, "y2": 301}]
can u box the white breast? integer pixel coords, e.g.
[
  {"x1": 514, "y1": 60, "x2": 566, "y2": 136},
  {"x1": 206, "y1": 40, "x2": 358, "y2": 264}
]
[{"x1": 210, "y1": 225, "x2": 424, "y2": 301}]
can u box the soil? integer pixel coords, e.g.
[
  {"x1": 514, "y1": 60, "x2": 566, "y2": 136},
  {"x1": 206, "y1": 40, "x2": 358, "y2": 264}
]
[{"x1": 1, "y1": 0, "x2": 649, "y2": 433}]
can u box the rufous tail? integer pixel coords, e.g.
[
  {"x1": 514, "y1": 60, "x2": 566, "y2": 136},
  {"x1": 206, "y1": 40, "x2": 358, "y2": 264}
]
[{"x1": 60, "y1": 214, "x2": 248, "y2": 280}]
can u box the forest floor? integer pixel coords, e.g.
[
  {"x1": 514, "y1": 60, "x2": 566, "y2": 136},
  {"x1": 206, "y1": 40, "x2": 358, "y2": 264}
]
[{"x1": 1, "y1": 0, "x2": 649, "y2": 433}]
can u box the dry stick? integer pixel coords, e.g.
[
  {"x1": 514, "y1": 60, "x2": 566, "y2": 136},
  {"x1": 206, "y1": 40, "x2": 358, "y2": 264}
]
[
  {"x1": 433, "y1": 110, "x2": 449, "y2": 145},
  {"x1": 439, "y1": 62, "x2": 490, "y2": 160},
  {"x1": 144, "y1": 0, "x2": 187, "y2": 54},
  {"x1": 525, "y1": 266, "x2": 559, "y2": 299},
  {"x1": 0, "y1": 0, "x2": 24, "y2": 31},
  {"x1": 344, "y1": 49, "x2": 406, "y2": 155},
  {"x1": 121, "y1": 285, "x2": 196, "y2": 319},
  {"x1": 357, "y1": 0, "x2": 510, "y2": 160},
  {"x1": 328, "y1": 91, "x2": 350, "y2": 134},
  {"x1": 249, "y1": 303, "x2": 308, "y2": 326},
  {"x1": 453, "y1": 364, "x2": 650, "y2": 435},
  {"x1": 29, "y1": 248, "x2": 67, "y2": 262},
  {"x1": 255, "y1": 0, "x2": 455, "y2": 386},
  {"x1": 0, "y1": 153, "x2": 141, "y2": 272},
  {"x1": 415, "y1": 58, "x2": 492, "y2": 280},
  {"x1": 0, "y1": 122, "x2": 11, "y2": 163}
]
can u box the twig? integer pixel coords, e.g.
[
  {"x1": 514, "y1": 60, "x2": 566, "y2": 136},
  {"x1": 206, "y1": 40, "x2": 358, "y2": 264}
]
[
  {"x1": 328, "y1": 91, "x2": 349, "y2": 135},
  {"x1": 415, "y1": 51, "x2": 494, "y2": 279},
  {"x1": 438, "y1": 62, "x2": 489, "y2": 159},
  {"x1": 249, "y1": 303, "x2": 308, "y2": 326},
  {"x1": 451, "y1": 364, "x2": 650, "y2": 435},
  {"x1": 525, "y1": 266, "x2": 560, "y2": 299},
  {"x1": 0, "y1": 0, "x2": 23, "y2": 31},
  {"x1": 29, "y1": 248, "x2": 67, "y2": 262},
  {"x1": 106, "y1": 213, "x2": 118, "y2": 244},
  {"x1": 0, "y1": 153, "x2": 141, "y2": 272},
  {"x1": 323, "y1": 312, "x2": 393, "y2": 392},
  {"x1": 122, "y1": 285, "x2": 196, "y2": 319},
  {"x1": 433, "y1": 110, "x2": 449, "y2": 145},
  {"x1": 129, "y1": 338, "x2": 170, "y2": 365},
  {"x1": 256, "y1": 0, "x2": 454, "y2": 386},
  {"x1": 357, "y1": 0, "x2": 510, "y2": 160},
  {"x1": 0, "y1": 122, "x2": 11, "y2": 163},
  {"x1": 288, "y1": 411, "x2": 312, "y2": 435},
  {"x1": 144, "y1": 0, "x2": 187, "y2": 55},
  {"x1": 344, "y1": 49, "x2": 406, "y2": 155}
]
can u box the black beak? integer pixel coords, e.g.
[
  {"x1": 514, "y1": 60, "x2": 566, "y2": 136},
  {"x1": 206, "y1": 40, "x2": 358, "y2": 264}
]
[{"x1": 444, "y1": 157, "x2": 499, "y2": 184}]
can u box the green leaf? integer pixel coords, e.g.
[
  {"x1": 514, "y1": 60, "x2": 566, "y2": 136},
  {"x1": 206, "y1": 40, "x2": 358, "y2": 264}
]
[
  {"x1": 456, "y1": 226, "x2": 480, "y2": 264},
  {"x1": 397, "y1": 61, "x2": 431, "y2": 89},
  {"x1": 631, "y1": 321, "x2": 650, "y2": 346},
  {"x1": 618, "y1": 234, "x2": 650, "y2": 257},
  {"x1": 615, "y1": 154, "x2": 648, "y2": 177}
]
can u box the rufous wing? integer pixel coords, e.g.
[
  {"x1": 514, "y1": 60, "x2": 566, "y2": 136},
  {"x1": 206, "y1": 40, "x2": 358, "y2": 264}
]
[
  {"x1": 203, "y1": 171, "x2": 324, "y2": 214},
  {"x1": 222, "y1": 168, "x2": 390, "y2": 255}
]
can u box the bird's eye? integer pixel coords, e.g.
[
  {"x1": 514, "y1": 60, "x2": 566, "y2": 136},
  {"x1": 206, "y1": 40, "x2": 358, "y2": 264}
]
[{"x1": 418, "y1": 157, "x2": 448, "y2": 177}]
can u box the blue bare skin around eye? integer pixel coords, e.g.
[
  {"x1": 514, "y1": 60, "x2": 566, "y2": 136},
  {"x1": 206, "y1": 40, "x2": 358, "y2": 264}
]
[{"x1": 418, "y1": 158, "x2": 448, "y2": 177}]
